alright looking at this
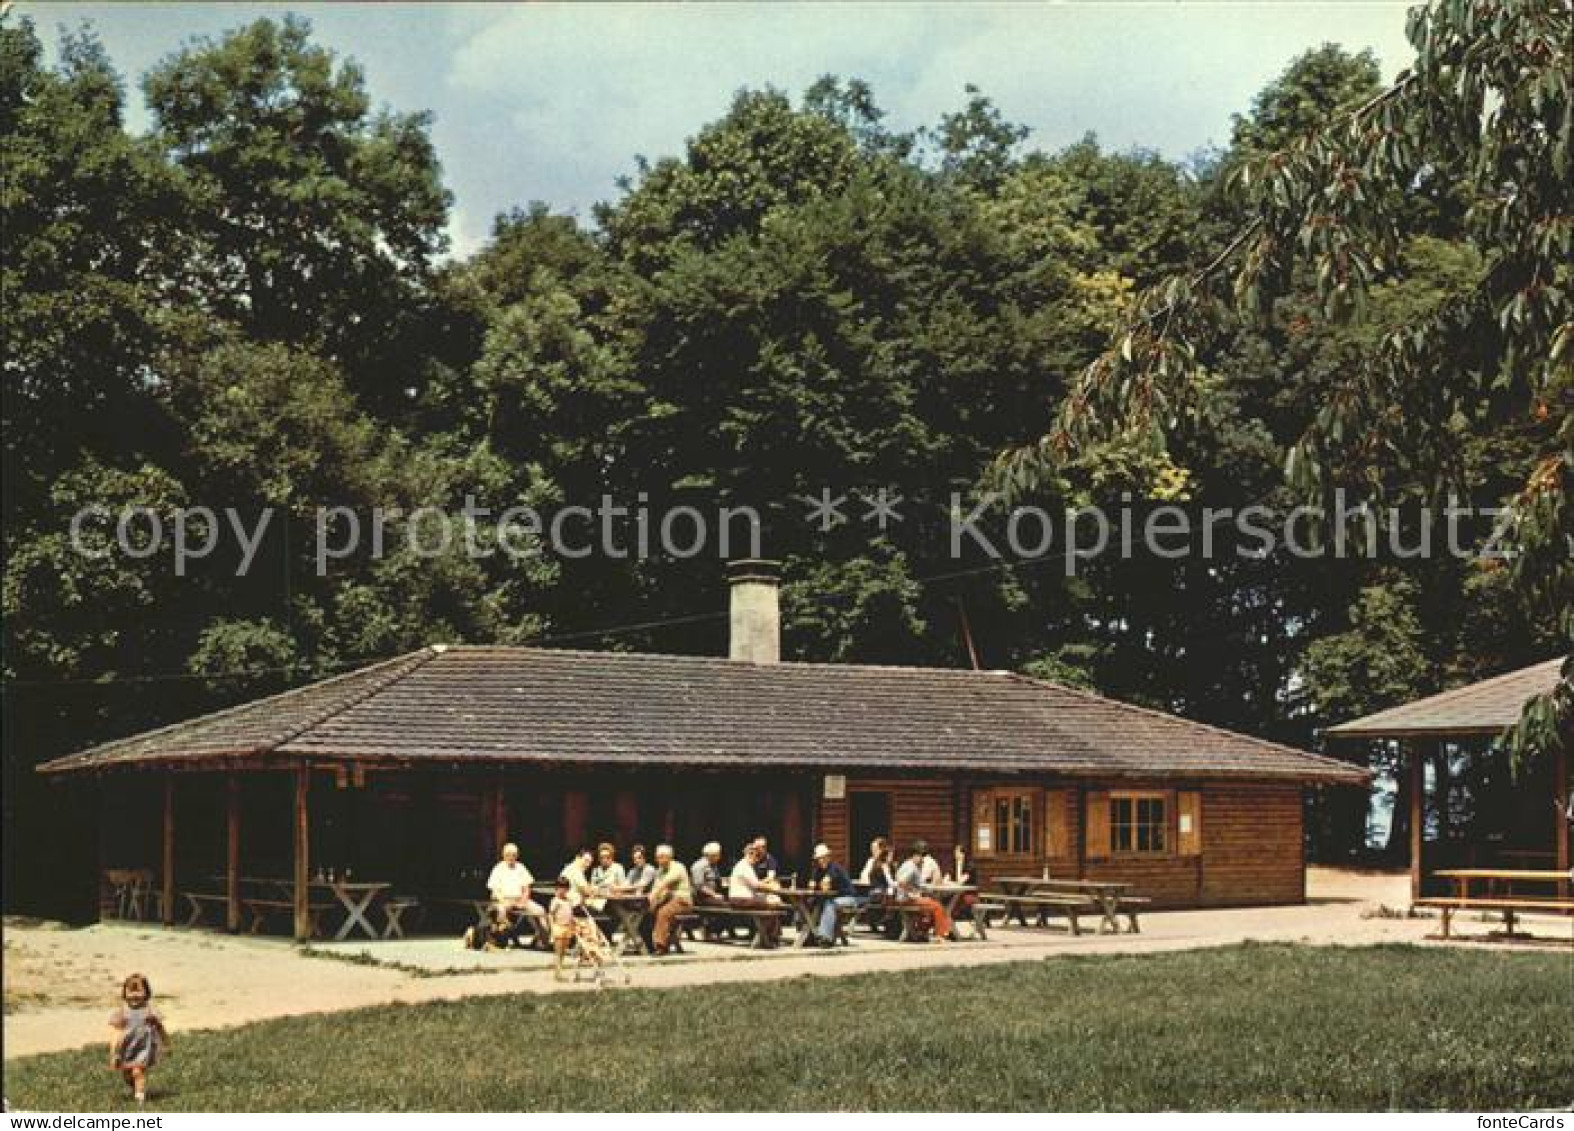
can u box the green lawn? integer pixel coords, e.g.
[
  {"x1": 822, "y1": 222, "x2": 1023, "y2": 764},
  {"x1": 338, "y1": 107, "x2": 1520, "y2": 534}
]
[{"x1": 6, "y1": 943, "x2": 1572, "y2": 1111}]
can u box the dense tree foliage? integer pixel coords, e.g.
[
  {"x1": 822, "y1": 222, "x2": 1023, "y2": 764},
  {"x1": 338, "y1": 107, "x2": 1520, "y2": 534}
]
[{"x1": 3, "y1": 8, "x2": 1565, "y2": 917}]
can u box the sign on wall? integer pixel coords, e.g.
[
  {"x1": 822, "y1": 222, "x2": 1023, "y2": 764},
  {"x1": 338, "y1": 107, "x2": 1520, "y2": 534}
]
[{"x1": 823, "y1": 774, "x2": 846, "y2": 800}]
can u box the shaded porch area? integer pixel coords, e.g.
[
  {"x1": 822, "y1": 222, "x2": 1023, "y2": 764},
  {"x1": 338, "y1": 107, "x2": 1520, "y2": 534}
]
[
  {"x1": 1327, "y1": 657, "x2": 1570, "y2": 918},
  {"x1": 96, "y1": 762, "x2": 820, "y2": 941}
]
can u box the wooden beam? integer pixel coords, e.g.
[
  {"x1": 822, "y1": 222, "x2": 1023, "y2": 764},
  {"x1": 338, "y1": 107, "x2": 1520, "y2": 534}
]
[
  {"x1": 490, "y1": 776, "x2": 507, "y2": 854},
  {"x1": 226, "y1": 773, "x2": 242, "y2": 933},
  {"x1": 1555, "y1": 741, "x2": 1569, "y2": 897},
  {"x1": 293, "y1": 764, "x2": 311, "y2": 941},
  {"x1": 161, "y1": 777, "x2": 176, "y2": 926},
  {"x1": 1408, "y1": 739, "x2": 1424, "y2": 903}
]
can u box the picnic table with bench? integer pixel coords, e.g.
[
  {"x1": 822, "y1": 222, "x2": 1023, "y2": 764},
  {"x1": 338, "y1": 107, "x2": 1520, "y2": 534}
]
[
  {"x1": 178, "y1": 876, "x2": 397, "y2": 940},
  {"x1": 889, "y1": 884, "x2": 981, "y2": 942},
  {"x1": 688, "y1": 899, "x2": 791, "y2": 948},
  {"x1": 774, "y1": 886, "x2": 861, "y2": 947},
  {"x1": 1422, "y1": 868, "x2": 1574, "y2": 940},
  {"x1": 102, "y1": 868, "x2": 159, "y2": 922},
  {"x1": 990, "y1": 876, "x2": 1146, "y2": 934}
]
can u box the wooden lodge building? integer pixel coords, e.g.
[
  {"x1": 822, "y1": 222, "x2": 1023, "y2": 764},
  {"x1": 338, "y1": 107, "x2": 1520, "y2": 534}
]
[{"x1": 41, "y1": 561, "x2": 1368, "y2": 939}]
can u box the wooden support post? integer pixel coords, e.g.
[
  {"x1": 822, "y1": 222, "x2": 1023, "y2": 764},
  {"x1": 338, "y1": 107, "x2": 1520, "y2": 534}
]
[
  {"x1": 1076, "y1": 784, "x2": 1088, "y2": 880},
  {"x1": 293, "y1": 764, "x2": 311, "y2": 941},
  {"x1": 161, "y1": 777, "x2": 176, "y2": 926},
  {"x1": 1555, "y1": 743, "x2": 1569, "y2": 897},
  {"x1": 1408, "y1": 739, "x2": 1425, "y2": 904},
  {"x1": 491, "y1": 777, "x2": 507, "y2": 854},
  {"x1": 226, "y1": 773, "x2": 242, "y2": 933}
]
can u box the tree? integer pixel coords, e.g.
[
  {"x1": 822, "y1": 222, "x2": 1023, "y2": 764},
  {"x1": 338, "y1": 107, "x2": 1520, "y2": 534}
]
[
  {"x1": 997, "y1": 0, "x2": 1571, "y2": 760},
  {"x1": 1, "y1": 20, "x2": 184, "y2": 527},
  {"x1": 142, "y1": 15, "x2": 451, "y2": 412}
]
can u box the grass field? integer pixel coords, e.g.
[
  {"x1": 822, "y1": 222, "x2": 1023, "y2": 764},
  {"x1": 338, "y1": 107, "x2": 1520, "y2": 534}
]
[{"x1": 6, "y1": 943, "x2": 1572, "y2": 1111}]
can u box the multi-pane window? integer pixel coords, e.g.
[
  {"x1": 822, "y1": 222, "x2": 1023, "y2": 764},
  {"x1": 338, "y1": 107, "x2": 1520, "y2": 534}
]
[
  {"x1": 973, "y1": 789, "x2": 1036, "y2": 856},
  {"x1": 1111, "y1": 793, "x2": 1166, "y2": 854},
  {"x1": 994, "y1": 793, "x2": 1035, "y2": 855}
]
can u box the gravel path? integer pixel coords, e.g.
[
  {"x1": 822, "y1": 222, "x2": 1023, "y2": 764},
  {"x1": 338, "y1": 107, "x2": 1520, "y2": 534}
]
[{"x1": 12, "y1": 867, "x2": 1558, "y2": 1060}]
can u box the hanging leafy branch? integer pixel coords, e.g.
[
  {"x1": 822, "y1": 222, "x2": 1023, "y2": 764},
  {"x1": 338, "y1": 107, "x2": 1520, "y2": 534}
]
[{"x1": 994, "y1": 0, "x2": 1571, "y2": 759}]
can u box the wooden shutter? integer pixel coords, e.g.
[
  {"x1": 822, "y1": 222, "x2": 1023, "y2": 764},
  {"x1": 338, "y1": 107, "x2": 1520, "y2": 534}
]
[
  {"x1": 1177, "y1": 790, "x2": 1202, "y2": 856},
  {"x1": 972, "y1": 791, "x2": 995, "y2": 857},
  {"x1": 1045, "y1": 789, "x2": 1072, "y2": 860},
  {"x1": 1084, "y1": 790, "x2": 1111, "y2": 861}
]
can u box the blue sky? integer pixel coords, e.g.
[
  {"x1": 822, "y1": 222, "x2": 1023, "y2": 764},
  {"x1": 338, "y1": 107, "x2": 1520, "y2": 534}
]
[{"x1": 20, "y1": 2, "x2": 1416, "y2": 255}]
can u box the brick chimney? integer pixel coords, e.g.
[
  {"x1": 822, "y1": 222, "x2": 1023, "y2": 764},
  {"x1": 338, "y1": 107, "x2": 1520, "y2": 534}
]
[{"x1": 728, "y1": 559, "x2": 781, "y2": 664}]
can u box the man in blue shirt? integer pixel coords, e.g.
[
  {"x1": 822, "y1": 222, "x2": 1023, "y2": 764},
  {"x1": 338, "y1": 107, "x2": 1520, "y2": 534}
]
[{"x1": 808, "y1": 843, "x2": 861, "y2": 947}]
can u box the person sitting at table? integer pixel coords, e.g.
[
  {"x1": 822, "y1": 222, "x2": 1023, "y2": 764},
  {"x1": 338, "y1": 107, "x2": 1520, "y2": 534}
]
[
  {"x1": 482, "y1": 842, "x2": 543, "y2": 948},
  {"x1": 560, "y1": 848, "x2": 599, "y2": 910},
  {"x1": 859, "y1": 837, "x2": 895, "y2": 888},
  {"x1": 749, "y1": 834, "x2": 781, "y2": 883},
  {"x1": 859, "y1": 837, "x2": 896, "y2": 934},
  {"x1": 690, "y1": 841, "x2": 729, "y2": 937},
  {"x1": 894, "y1": 841, "x2": 951, "y2": 944},
  {"x1": 647, "y1": 843, "x2": 693, "y2": 956},
  {"x1": 690, "y1": 842, "x2": 724, "y2": 904},
  {"x1": 809, "y1": 843, "x2": 860, "y2": 947},
  {"x1": 729, "y1": 842, "x2": 784, "y2": 947},
  {"x1": 622, "y1": 844, "x2": 656, "y2": 894},
  {"x1": 919, "y1": 844, "x2": 945, "y2": 887},
  {"x1": 590, "y1": 842, "x2": 626, "y2": 895},
  {"x1": 948, "y1": 843, "x2": 978, "y2": 921}
]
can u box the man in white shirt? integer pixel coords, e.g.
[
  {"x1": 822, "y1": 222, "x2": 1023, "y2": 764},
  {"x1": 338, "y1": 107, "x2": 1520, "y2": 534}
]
[
  {"x1": 728, "y1": 843, "x2": 783, "y2": 947},
  {"x1": 481, "y1": 842, "x2": 543, "y2": 948}
]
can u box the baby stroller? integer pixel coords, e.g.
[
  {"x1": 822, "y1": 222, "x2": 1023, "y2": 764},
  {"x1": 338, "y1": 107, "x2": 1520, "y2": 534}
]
[{"x1": 568, "y1": 902, "x2": 629, "y2": 986}]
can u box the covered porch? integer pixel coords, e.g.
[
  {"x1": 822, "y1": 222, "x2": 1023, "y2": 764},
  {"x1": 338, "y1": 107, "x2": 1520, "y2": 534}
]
[
  {"x1": 1327, "y1": 657, "x2": 1570, "y2": 904},
  {"x1": 92, "y1": 761, "x2": 820, "y2": 941}
]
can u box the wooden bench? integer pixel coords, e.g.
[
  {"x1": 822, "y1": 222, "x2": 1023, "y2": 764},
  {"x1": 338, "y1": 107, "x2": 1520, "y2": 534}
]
[
  {"x1": 381, "y1": 896, "x2": 421, "y2": 939},
  {"x1": 240, "y1": 897, "x2": 334, "y2": 938},
  {"x1": 1115, "y1": 895, "x2": 1151, "y2": 934},
  {"x1": 668, "y1": 912, "x2": 700, "y2": 954},
  {"x1": 986, "y1": 892, "x2": 1099, "y2": 935},
  {"x1": 180, "y1": 891, "x2": 230, "y2": 929},
  {"x1": 828, "y1": 898, "x2": 861, "y2": 946},
  {"x1": 1415, "y1": 896, "x2": 1574, "y2": 940},
  {"x1": 692, "y1": 904, "x2": 790, "y2": 948}
]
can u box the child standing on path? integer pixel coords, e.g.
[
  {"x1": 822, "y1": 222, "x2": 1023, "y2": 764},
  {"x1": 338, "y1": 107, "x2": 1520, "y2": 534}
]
[
  {"x1": 548, "y1": 876, "x2": 576, "y2": 981},
  {"x1": 108, "y1": 973, "x2": 168, "y2": 1104}
]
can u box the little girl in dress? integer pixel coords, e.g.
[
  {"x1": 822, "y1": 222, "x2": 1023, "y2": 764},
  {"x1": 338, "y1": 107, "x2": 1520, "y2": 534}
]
[
  {"x1": 108, "y1": 973, "x2": 169, "y2": 1104},
  {"x1": 548, "y1": 877, "x2": 577, "y2": 980}
]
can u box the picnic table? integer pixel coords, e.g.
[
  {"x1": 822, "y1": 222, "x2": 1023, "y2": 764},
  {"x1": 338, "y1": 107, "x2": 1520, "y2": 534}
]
[
  {"x1": 103, "y1": 868, "x2": 157, "y2": 921},
  {"x1": 893, "y1": 884, "x2": 979, "y2": 942},
  {"x1": 772, "y1": 886, "x2": 861, "y2": 948},
  {"x1": 600, "y1": 894, "x2": 652, "y2": 955},
  {"x1": 1426, "y1": 868, "x2": 1574, "y2": 940},
  {"x1": 235, "y1": 876, "x2": 391, "y2": 940},
  {"x1": 993, "y1": 875, "x2": 1139, "y2": 934},
  {"x1": 1434, "y1": 868, "x2": 1570, "y2": 899},
  {"x1": 531, "y1": 882, "x2": 652, "y2": 952}
]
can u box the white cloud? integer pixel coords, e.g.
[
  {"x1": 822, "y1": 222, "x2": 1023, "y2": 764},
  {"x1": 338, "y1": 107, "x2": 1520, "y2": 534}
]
[
  {"x1": 21, "y1": 1, "x2": 1418, "y2": 255},
  {"x1": 443, "y1": 1, "x2": 1414, "y2": 245}
]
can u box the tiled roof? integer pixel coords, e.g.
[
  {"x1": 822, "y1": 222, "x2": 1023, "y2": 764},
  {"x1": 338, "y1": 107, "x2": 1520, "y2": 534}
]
[
  {"x1": 39, "y1": 645, "x2": 1367, "y2": 783},
  {"x1": 1326, "y1": 656, "x2": 1567, "y2": 739}
]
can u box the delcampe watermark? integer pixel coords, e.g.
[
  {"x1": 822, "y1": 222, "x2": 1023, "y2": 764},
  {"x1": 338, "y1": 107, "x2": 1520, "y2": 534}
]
[{"x1": 64, "y1": 489, "x2": 1517, "y2": 578}]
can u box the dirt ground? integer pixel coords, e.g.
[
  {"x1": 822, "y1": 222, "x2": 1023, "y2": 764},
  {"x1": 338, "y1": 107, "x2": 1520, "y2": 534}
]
[{"x1": 5, "y1": 867, "x2": 1566, "y2": 1060}]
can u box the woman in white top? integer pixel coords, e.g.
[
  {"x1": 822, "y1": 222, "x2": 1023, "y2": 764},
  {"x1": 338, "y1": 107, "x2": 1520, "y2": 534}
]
[
  {"x1": 560, "y1": 848, "x2": 598, "y2": 909},
  {"x1": 590, "y1": 842, "x2": 627, "y2": 895},
  {"x1": 858, "y1": 837, "x2": 895, "y2": 890}
]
